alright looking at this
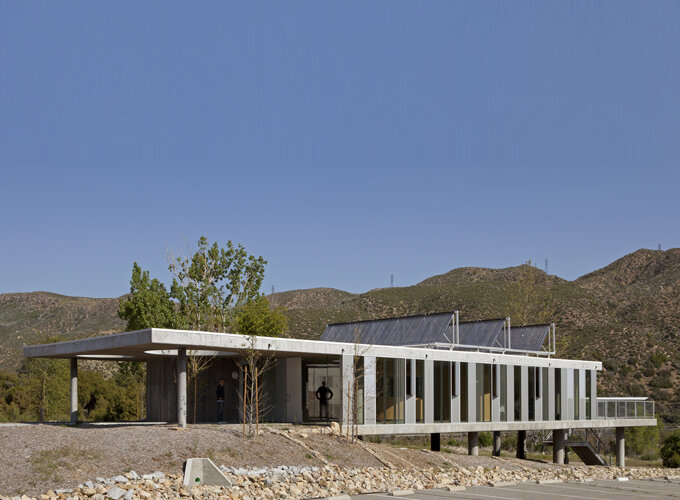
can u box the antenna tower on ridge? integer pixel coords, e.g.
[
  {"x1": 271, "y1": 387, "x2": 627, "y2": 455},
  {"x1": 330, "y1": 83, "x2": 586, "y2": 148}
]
[{"x1": 390, "y1": 274, "x2": 394, "y2": 288}]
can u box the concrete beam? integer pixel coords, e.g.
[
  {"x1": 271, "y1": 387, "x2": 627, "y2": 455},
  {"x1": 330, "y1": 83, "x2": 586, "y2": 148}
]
[
  {"x1": 177, "y1": 348, "x2": 187, "y2": 428},
  {"x1": 468, "y1": 432, "x2": 479, "y2": 456},
  {"x1": 24, "y1": 328, "x2": 602, "y2": 371},
  {"x1": 355, "y1": 417, "x2": 656, "y2": 435},
  {"x1": 616, "y1": 427, "x2": 625, "y2": 467},
  {"x1": 70, "y1": 358, "x2": 78, "y2": 425}
]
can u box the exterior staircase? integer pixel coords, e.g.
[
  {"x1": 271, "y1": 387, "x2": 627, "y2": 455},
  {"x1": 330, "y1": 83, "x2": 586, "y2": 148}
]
[{"x1": 543, "y1": 429, "x2": 610, "y2": 466}]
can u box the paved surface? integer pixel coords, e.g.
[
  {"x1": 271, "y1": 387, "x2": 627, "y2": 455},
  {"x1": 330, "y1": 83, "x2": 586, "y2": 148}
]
[{"x1": 352, "y1": 478, "x2": 680, "y2": 499}]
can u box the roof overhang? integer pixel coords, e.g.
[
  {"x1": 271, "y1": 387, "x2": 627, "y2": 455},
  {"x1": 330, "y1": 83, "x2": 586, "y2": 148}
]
[{"x1": 23, "y1": 328, "x2": 602, "y2": 370}]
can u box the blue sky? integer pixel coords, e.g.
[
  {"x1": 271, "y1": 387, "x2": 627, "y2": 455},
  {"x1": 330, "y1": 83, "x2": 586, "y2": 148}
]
[{"x1": 1, "y1": 1, "x2": 679, "y2": 298}]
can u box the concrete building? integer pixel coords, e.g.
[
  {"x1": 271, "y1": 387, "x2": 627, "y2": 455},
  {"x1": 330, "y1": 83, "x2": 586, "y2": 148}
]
[{"x1": 23, "y1": 312, "x2": 655, "y2": 467}]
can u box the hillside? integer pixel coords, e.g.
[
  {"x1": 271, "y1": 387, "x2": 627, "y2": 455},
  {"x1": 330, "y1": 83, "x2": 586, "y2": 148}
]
[
  {"x1": 1, "y1": 249, "x2": 679, "y2": 422},
  {"x1": 0, "y1": 292, "x2": 126, "y2": 370}
]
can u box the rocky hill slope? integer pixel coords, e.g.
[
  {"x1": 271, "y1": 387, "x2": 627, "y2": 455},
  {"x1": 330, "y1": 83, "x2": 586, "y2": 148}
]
[{"x1": 1, "y1": 249, "x2": 679, "y2": 422}]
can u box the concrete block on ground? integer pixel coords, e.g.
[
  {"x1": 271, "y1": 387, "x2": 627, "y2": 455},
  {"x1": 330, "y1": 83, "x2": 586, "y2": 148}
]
[
  {"x1": 491, "y1": 481, "x2": 518, "y2": 487},
  {"x1": 446, "y1": 486, "x2": 466, "y2": 491},
  {"x1": 615, "y1": 477, "x2": 629, "y2": 482},
  {"x1": 182, "y1": 458, "x2": 232, "y2": 488},
  {"x1": 537, "y1": 479, "x2": 563, "y2": 484},
  {"x1": 322, "y1": 496, "x2": 350, "y2": 500},
  {"x1": 388, "y1": 489, "x2": 414, "y2": 496}
]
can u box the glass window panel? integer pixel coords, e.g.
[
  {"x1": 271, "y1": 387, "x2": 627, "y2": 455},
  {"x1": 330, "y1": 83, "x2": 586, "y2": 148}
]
[
  {"x1": 514, "y1": 366, "x2": 522, "y2": 421},
  {"x1": 415, "y1": 360, "x2": 424, "y2": 423},
  {"x1": 460, "y1": 362, "x2": 468, "y2": 422},
  {"x1": 500, "y1": 365, "x2": 507, "y2": 422}
]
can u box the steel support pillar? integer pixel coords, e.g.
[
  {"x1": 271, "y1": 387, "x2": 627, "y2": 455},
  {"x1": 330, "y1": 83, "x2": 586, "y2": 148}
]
[
  {"x1": 616, "y1": 427, "x2": 625, "y2": 467},
  {"x1": 492, "y1": 431, "x2": 501, "y2": 457},
  {"x1": 468, "y1": 431, "x2": 479, "y2": 456},
  {"x1": 70, "y1": 358, "x2": 78, "y2": 425},
  {"x1": 177, "y1": 348, "x2": 187, "y2": 428},
  {"x1": 516, "y1": 430, "x2": 526, "y2": 459},
  {"x1": 552, "y1": 429, "x2": 565, "y2": 465},
  {"x1": 430, "y1": 433, "x2": 440, "y2": 452}
]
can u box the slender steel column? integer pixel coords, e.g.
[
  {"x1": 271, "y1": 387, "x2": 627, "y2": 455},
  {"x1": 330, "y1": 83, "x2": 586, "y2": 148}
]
[
  {"x1": 70, "y1": 358, "x2": 78, "y2": 425},
  {"x1": 177, "y1": 348, "x2": 187, "y2": 428}
]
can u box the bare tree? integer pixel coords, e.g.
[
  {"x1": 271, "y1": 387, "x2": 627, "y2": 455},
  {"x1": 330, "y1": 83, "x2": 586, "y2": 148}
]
[
  {"x1": 346, "y1": 327, "x2": 371, "y2": 443},
  {"x1": 237, "y1": 335, "x2": 276, "y2": 438}
]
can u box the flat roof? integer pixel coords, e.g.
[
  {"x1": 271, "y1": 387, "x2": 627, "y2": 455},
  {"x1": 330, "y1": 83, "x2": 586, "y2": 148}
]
[{"x1": 23, "y1": 329, "x2": 602, "y2": 370}]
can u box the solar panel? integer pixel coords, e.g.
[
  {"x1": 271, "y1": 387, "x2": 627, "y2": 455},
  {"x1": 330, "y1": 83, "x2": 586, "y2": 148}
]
[{"x1": 320, "y1": 313, "x2": 550, "y2": 353}]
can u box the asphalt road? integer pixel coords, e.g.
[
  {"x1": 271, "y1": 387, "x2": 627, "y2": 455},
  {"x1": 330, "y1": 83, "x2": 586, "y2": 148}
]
[{"x1": 352, "y1": 477, "x2": 680, "y2": 499}]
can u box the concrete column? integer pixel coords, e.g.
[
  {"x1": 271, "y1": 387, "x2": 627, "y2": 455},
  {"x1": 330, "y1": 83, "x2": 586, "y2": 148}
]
[
  {"x1": 552, "y1": 429, "x2": 565, "y2": 465},
  {"x1": 431, "y1": 433, "x2": 441, "y2": 452},
  {"x1": 468, "y1": 432, "x2": 479, "y2": 456},
  {"x1": 492, "y1": 431, "x2": 501, "y2": 456},
  {"x1": 364, "y1": 356, "x2": 376, "y2": 425},
  {"x1": 177, "y1": 348, "x2": 187, "y2": 428},
  {"x1": 70, "y1": 358, "x2": 78, "y2": 425},
  {"x1": 424, "y1": 360, "x2": 434, "y2": 423},
  {"x1": 616, "y1": 427, "x2": 625, "y2": 467},
  {"x1": 516, "y1": 430, "x2": 526, "y2": 459},
  {"x1": 341, "y1": 354, "x2": 354, "y2": 429}
]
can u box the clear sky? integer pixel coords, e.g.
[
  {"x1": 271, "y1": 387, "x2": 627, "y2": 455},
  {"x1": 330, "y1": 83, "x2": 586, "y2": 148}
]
[{"x1": 1, "y1": 1, "x2": 679, "y2": 298}]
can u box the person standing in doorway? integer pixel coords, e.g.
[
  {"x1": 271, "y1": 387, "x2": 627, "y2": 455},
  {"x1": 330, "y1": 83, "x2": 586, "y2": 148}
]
[
  {"x1": 216, "y1": 379, "x2": 225, "y2": 422},
  {"x1": 315, "y1": 380, "x2": 333, "y2": 420}
]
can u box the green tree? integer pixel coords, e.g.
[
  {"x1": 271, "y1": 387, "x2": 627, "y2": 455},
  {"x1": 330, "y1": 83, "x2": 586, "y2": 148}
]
[
  {"x1": 118, "y1": 262, "x2": 178, "y2": 330},
  {"x1": 626, "y1": 422, "x2": 661, "y2": 460},
  {"x1": 660, "y1": 431, "x2": 680, "y2": 468},
  {"x1": 169, "y1": 237, "x2": 266, "y2": 331},
  {"x1": 235, "y1": 295, "x2": 288, "y2": 338}
]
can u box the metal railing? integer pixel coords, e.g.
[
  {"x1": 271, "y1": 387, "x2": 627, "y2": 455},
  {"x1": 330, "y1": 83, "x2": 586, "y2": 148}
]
[{"x1": 596, "y1": 397, "x2": 655, "y2": 419}]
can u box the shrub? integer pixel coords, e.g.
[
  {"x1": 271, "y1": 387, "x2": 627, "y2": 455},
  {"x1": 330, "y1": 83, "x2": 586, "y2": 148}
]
[
  {"x1": 625, "y1": 423, "x2": 661, "y2": 459},
  {"x1": 478, "y1": 432, "x2": 493, "y2": 447},
  {"x1": 660, "y1": 431, "x2": 680, "y2": 468},
  {"x1": 648, "y1": 353, "x2": 668, "y2": 369}
]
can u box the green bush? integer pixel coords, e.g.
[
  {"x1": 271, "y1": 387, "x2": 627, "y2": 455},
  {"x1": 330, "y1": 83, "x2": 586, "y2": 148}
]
[
  {"x1": 478, "y1": 432, "x2": 493, "y2": 447},
  {"x1": 661, "y1": 431, "x2": 680, "y2": 468},
  {"x1": 625, "y1": 423, "x2": 661, "y2": 460},
  {"x1": 648, "y1": 353, "x2": 668, "y2": 369}
]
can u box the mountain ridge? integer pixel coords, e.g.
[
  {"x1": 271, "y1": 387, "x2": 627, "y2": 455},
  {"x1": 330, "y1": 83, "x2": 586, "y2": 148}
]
[{"x1": 1, "y1": 248, "x2": 679, "y2": 422}]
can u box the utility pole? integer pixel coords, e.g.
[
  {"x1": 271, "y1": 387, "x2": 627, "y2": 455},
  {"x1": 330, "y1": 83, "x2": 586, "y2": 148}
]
[
  {"x1": 390, "y1": 274, "x2": 394, "y2": 288},
  {"x1": 545, "y1": 259, "x2": 548, "y2": 275}
]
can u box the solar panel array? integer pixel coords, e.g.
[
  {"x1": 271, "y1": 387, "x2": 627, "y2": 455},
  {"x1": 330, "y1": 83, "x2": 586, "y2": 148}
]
[{"x1": 320, "y1": 313, "x2": 550, "y2": 353}]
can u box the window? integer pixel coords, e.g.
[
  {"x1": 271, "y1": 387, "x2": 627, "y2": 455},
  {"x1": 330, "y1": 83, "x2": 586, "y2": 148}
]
[
  {"x1": 434, "y1": 361, "x2": 451, "y2": 422},
  {"x1": 585, "y1": 370, "x2": 592, "y2": 419},
  {"x1": 375, "y1": 358, "x2": 405, "y2": 424},
  {"x1": 406, "y1": 360, "x2": 412, "y2": 397},
  {"x1": 555, "y1": 369, "x2": 562, "y2": 420},
  {"x1": 415, "y1": 359, "x2": 424, "y2": 423},
  {"x1": 514, "y1": 366, "x2": 522, "y2": 421},
  {"x1": 574, "y1": 369, "x2": 580, "y2": 420},
  {"x1": 500, "y1": 365, "x2": 507, "y2": 422},
  {"x1": 542, "y1": 367, "x2": 549, "y2": 420},
  {"x1": 460, "y1": 362, "x2": 468, "y2": 422},
  {"x1": 528, "y1": 367, "x2": 535, "y2": 421},
  {"x1": 476, "y1": 363, "x2": 492, "y2": 422}
]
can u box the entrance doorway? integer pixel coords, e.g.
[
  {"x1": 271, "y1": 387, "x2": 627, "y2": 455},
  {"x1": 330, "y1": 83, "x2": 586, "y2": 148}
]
[{"x1": 302, "y1": 356, "x2": 341, "y2": 422}]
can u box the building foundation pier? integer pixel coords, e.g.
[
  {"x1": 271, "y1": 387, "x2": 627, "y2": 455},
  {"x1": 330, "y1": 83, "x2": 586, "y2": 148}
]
[
  {"x1": 516, "y1": 430, "x2": 526, "y2": 459},
  {"x1": 430, "y1": 433, "x2": 440, "y2": 451},
  {"x1": 492, "y1": 431, "x2": 501, "y2": 456},
  {"x1": 468, "y1": 431, "x2": 479, "y2": 456},
  {"x1": 177, "y1": 348, "x2": 187, "y2": 428},
  {"x1": 552, "y1": 429, "x2": 565, "y2": 465},
  {"x1": 616, "y1": 427, "x2": 625, "y2": 467},
  {"x1": 70, "y1": 358, "x2": 78, "y2": 425}
]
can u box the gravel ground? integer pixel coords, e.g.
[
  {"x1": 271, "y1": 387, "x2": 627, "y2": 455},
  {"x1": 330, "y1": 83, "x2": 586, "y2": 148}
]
[{"x1": 0, "y1": 423, "x2": 663, "y2": 498}]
